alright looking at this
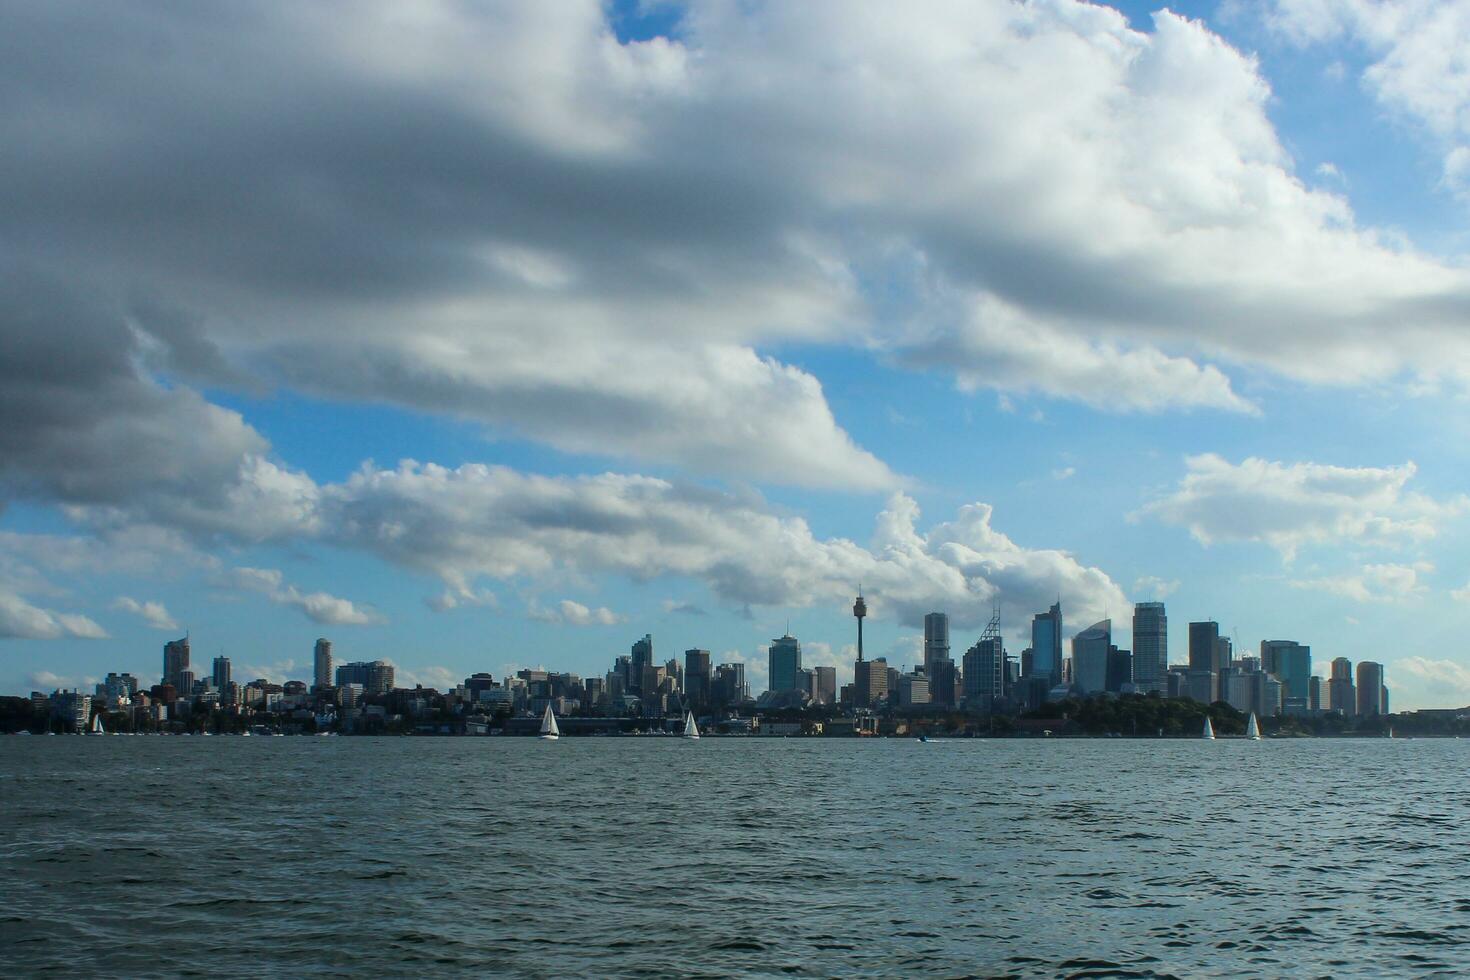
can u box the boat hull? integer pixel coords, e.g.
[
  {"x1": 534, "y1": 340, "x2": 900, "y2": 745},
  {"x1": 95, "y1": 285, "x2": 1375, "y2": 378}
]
[{"x1": 539, "y1": 733, "x2": 559, "y2": 740}]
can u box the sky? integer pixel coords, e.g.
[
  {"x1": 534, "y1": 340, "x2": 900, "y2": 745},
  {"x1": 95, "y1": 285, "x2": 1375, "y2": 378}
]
[{"x1": 5, "y1": 0, "x2": 1470, "y2": 708}]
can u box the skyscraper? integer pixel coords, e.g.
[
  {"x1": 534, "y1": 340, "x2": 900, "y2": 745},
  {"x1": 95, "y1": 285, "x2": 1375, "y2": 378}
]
[
  {"x1": 1071, "y1": 620, "x2": 1111, "y2": 695},
  {"x1": 1131, "y1": 602, "x2": 1167, "y2": 694},
  {"x1": 314, "y1": 638, "x2": 333, "y2": 689},
  {"x1": 1187, "y1": 621, "x2": 1220, "y2": 702},
  {"x1": 630, "y1": 634, "x2": 654, "y2": 692},
  {"x1": 1261, "y1": 640, "x2": 1311, "y2": 710},
  {"x1": 1328, "y1": 656, "x2": 1356, "y2": 716},
  {"x1": 923, "y1": 612, "x2": 950, "y2": 676},
  {"x1": 1031, "y1": 602, "x2": 1063, "y2": 687},
  {"x1": 768, "y1": 634, "x2": 802, "y2": 694},
  {"x1": 963, "y1": 636, "x2": 1004, "y2": 710},
  {"x1": 811, "y1": 665, "x2": 837, "y2": 705},
  {"x1": 1356, "y1": 661, "x2": 1385, "y2": 717},
  {"x1": 684, "y1": 649, "x2": 712, "y2": 708},
  {"x1": 212, "y1": 655, "x2": 231, "y2": 690},
  {"x1": 163, "y1": 636, "x2": 190, "y2": 690}
]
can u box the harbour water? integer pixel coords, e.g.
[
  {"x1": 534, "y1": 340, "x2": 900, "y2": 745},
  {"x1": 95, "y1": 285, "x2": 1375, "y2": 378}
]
[{"x1": 2, "y1": 737, "x2": 1467, "y2": 977}]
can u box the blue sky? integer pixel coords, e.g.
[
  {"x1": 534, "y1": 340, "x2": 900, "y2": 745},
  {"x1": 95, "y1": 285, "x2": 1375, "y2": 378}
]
[{"x1": 5, "y1": 0, "x2": 1470, "y2": 707}]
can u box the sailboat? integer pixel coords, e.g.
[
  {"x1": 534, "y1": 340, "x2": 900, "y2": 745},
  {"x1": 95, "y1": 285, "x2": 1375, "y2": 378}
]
[
  {"x1": 539, "y1": 704, "x2": 560, "y2": 740},
  {"x1": 682, "y1": 711, "x2": 699, "y2": 740},
  {"x1": 88, "y1": 713, "x2": 105, "y2": 736},
  {"x1": 1246, "y1": 712, "x2": 1261, "y2": 740},
  {"x1": 1202, "y1": 716, "x2": 1216, "y2": 740}
]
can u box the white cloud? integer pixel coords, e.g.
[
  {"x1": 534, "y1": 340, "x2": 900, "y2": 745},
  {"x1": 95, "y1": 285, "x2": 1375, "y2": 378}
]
[
  {"x1": 1393, "y1": 656, "x2": 1470, "y2": 703},
  {"x1": 528, "y1": 598, "x2": 625, "y2": 626},
  {"x1": 1133, "y1": 575, "x2": 1181, "y2": 599},
  {"x1": 1291, "y1": 561, "x2": 1432, "y2": 602},
  {"x1": 393, "y1": 664, "x2": 460, "y2": 690},
  {"x1": 425, "y1": 587, "x2": 499, "y2": 613},
  {"x1": 324, "y1": 460, "x2": 1127, "y2": 633},
  {"x1": 1266, "y1": 1, "x2": 1470, "y2": 203},
  {"x1": 1141, "y1": 454, "x2": 1465, "y2": 560},
  {"x1": 111, "y1": 596, "x2": 179, "y2": 631},
  {"x1": 0, "y1": 592, "x2": 108, "y2": 640},
  {"x1": 13, "y1": 0, "x2": 1470, "y2": 530},
  {"x1": 237, "y1": 659, "x2": 297, "y2": 685},
  {"x1": 226, "y1": 567, "x2": 385, "y2": 626},
  {"x1": 26, "y1": 669, "x2": 99, "y2": 691}
]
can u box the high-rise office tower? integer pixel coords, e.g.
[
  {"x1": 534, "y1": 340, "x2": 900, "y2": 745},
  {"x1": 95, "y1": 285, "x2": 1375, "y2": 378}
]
[
  {"x1": 923, "y1": 612, "x2": 950, "y2": 676},
  {"x1": 1071, "y1": 620, "x2": 1111, "y2": 694},
  {"x1": 963, "y1": 636, "x2": 1004, "y2": 708},
  {"x1": 1106, "y1": 646, "x2": 1133, "y2": 693},
  {"x1": 163, "y1": 636, "x2": 190, "y2": 690},
  {"x1": 630, "y1": 634, "x2": 654, "y2": 692},
  {"x1": 768, "y1": 634, "x2": 802, "y2": 694},
  {"x1": 1187, "y1": 621, "x2": 1220, "y2": 701},
  {"x1": 212, "y1": 656, "x2": 231, "y2": 690},
  {"x1": 1308, "y1": 675, "x2": 1322, "y2": 711},
  {"x1": 1215, "y1": 636, "x2": 1233, "y2": 670},
  {"x1": 1262, "y1": 640, "x2": 1312, "y2": 710},
  {"x1": 811, "y1": 666, "x2": 837, "y2": 705},
  {"x1": 929, "y1": 659, "x2": 958, "y2": 708},
  {"x1": 854, "y1": 659, "x2": 887, "y2": 707},
  {"x1": 1031, "y1": 602, "x2": 1063, "y2": 687},
  {"x1": 1328, "y1": 656, "x2": 1356, "y2": 716},
  {"x1": 1131, "y1": 602, "x2": 1167, "y2": 693},
  {"x1": 1356, "y1": 661, "x2": 1385, "y2": 717},
  {"x1": 684, "y1": 649, "x2": 712, "y2": 708},
  {"x1": 314, "y1": 638, "x2": 333, "y2": 689}
]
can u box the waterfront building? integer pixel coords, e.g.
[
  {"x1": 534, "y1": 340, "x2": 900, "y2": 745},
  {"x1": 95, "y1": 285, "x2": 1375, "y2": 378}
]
[
  {"x1": 928, "y1": 658, "x2": 958, "y2": 709},
  {"x1": 1106, "y1": 646, "x2": 1133, "y2": 693},
  {"x1": 768, "y1": 634, "x2": 802, "y2": 694},
  {"x1": 50, "y1": 689, "x2": 92, "y2": 732},
  {"x1": 963, "y1": 636, "x2": 1004, "y2": 710},
  {"x1": 1382, "y1": 687, "x2": 1390, "y2": 714},
  {"x1": 1185, "y1": 669, "x2": 1215, "y2": 705},
  {"x1": 1308, "y1": 675, "x2": 1322, "y2": 711},
  {"x1": 1166, "y1": 666, "x2": 1190, "y2": 699},
  {"x1": 923, "y1": 612, "x2": 950, "y2": 677},
  {"x1": 1132, "y1": 602, "x2": 1167, "y2": 693},
  {"x1": 811, "y1": 666, "x2": 837, "y2": 705},
  {"x1": 163, "y1": 636, "x2": 190, "y2": 690},
  {"x1": 854, "y1": 658, "x2": 888, "y2": 707},
  {"x1": 630, "y1": 634, "x2": 654, "y2": 692},
  {"x1": 898, "y1": 671, "x2": 931, "y2": 707},
  {"x1": 1031, "y1": 602, "x2": 1064, "y2": 687},
  {"x1": 1356, "y1": 661, "x2": 1385, "y2": 717},
  {"x1": 712, "y1": 662, "x2": 748, "y2": 707},
  {"x1": 335, "y1": 660, "x2": 394, "y2": 694},
  {"x1": 684, "y1": 649, "x2": 712, "y2": 708},
  {"x1": 178, "y1": 670, "x2": 196, "y2": 696},
  {"x1": 1071, "y1": 620, "x2": 1111, "y2": 695},
  {"x1": 1328, "y1": 657, "x2": 1356, "y2": 716},
  {"x1": 212, "y1": 656, "x2": 231, "y2": 690},
  {"x1": 1187, "y1": 622, "x2": 1220, "y2": 701},
  {"x1": 314, "y1": 638, "x2": 333, "y2": 689},
  {"x1": 1261, "y1": 640, "x2": 1311, "y2": 711}
]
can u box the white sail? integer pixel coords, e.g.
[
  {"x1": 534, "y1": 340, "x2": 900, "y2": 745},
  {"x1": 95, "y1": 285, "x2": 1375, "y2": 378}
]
[
  {"x1": 90, "y1": 713, "x2": 104, "y2": 735},
  {"x1": 1246, "y1": 712, "x2": 1261, "y2": 740},
  {"x1": 539, "y1": 704, "x2": 560, "y2": 739},
  {"x1": 683, "y1": 711, "x2": 699, "y2": 739},
  {"x1": 1202, "y1": 716, "x2": 1215, "y2": 740}
]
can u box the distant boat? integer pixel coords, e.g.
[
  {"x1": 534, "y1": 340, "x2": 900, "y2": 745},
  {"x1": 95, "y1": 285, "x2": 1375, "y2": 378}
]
[
  {"x1": 1246, "y1": 713, "x2": 1261, "y2": 740},
  {"x1": 917, "y1": 733, "x2": 929, "y2": 743},
  {"x1": 1202, "y1": 716, "x2": 1215, "y2": 740},
  {"x1": 682, "y1": 711, "x2": 700, "y2": 739},
  {"x1": 539, "y1": 704, "x2": 560, "y2": 740},
  {"x1": 88, "y1": 714, "x2": 105, "y2": 736}
]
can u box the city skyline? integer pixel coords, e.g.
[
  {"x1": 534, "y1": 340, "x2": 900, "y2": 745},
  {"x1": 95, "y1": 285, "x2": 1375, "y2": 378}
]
[{"x1": 7, "y1": 0, "x2": 1470, "y2": 710}]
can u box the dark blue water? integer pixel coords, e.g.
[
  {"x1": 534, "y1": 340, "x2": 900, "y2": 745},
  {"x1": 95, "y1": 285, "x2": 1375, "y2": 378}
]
[{"x1": 2, "y1": 736, "x2": 1467, "y2": 977}]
